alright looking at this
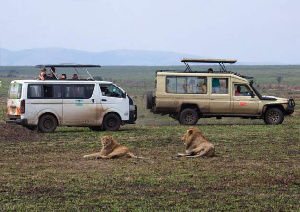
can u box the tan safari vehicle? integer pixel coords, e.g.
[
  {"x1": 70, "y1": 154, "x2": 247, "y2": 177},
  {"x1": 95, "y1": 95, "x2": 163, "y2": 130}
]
[{"x1": 146, "y1": 58, "x2": 295, "y2": 125}]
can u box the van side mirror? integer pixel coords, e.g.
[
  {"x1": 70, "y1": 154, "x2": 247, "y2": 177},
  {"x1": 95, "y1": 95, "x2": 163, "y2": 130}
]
[
  {"x1": 250, "y1": 91, "x2": 255, "y2": 98},
  {"x1": 122, "y1": 92, "x2": 127, "y2": 98}
]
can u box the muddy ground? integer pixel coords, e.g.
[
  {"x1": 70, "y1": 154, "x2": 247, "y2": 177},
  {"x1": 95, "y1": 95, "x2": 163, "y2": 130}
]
[{"x1": 0, "y1": 124, "x2": 42, "y2": 142}]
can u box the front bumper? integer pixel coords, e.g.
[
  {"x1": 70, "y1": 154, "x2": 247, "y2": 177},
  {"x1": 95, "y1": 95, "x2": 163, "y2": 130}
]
[
  {"x1": 124, "y1": 105, "x2": 137, "y2": 124},
  {"x1": 286, "y1": 98, "x2": 295, "y2": 114}
]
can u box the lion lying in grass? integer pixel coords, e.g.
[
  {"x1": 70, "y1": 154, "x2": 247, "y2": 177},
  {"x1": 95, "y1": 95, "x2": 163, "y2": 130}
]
[
  {"x1": 83, "y1": 135, "x2": 145, "y2": 159},
  {"x1": 177, "y1": 127, "x2": 215, "y2": 158}
]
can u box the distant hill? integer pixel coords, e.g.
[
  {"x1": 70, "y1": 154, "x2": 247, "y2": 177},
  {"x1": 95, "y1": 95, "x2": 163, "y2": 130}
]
[{"x1": 0, "y1": 48, "x2": 202, "y2": 66}]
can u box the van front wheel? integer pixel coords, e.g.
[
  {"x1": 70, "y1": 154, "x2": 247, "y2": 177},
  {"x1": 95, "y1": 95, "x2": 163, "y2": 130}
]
[
  {"x1": 179, "y1": 108, "x2": 199, "y2": 125},
  {"x1": 38, "y1": 114, "x2": 57, "y2": 133},
  {"x1": 264, "y1": 108, "x2": 284, "y2": 125},
  {"x1": 103, "y1": 113, "x2": 121, "y2": 131}
]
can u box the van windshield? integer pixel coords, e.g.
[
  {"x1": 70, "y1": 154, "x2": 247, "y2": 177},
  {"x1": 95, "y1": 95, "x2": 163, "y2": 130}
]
[{"x1": 8, "y1": 83, "x2": 22, "y2": 99}]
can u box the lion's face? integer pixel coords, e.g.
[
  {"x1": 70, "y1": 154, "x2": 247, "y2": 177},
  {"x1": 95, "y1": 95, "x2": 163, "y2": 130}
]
[
  {"x1": 181, "y1": 127, "x2": 204, "y2": 147},
  {"x1": 100, "y1": 136, "x2": 113, "y2": 148},
  {"x1": 181, "y1": 132, "x2": 188, "y2": 145}
]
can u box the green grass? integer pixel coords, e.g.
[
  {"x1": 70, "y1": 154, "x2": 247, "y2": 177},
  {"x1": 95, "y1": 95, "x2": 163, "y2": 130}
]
[
  {"x1": 0, "y1": 65, "x2": 299, "y2": 211},
  {"x1": 1, "y1": 122, "x2": 299, "y2": 211}
]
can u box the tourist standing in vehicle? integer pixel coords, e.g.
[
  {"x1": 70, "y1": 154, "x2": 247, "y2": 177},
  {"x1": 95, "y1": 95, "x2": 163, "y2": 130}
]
[
  {"x1": 47, "y1": 67, "x2": 57, "y2": 80},
  {"x1": 72, "y1": 74, "x2": 79, "y2": 80},
  {"x1": 59, "y1": 74, "x2": 67, "y2": 80},
  {"x1": 36, "y1": 68, "x2": 48, "y2": 80},
  {"x1": 208, "y1": 68, "x2": 220, "y2": 93}
]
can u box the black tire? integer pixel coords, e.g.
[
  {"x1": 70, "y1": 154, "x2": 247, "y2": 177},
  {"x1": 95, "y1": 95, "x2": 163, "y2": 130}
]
[
  {"x1": 89, "y1": 126, "x2": 102, "y2": 131},
  {"x1": 179, "y1": 108, "x2": 199, "y2": 125},
  {"x1": 38, "y1": 114, "x2": 58, "y2": 133},
  {"x1": 103, "y1": 113, "x2": 121, "y2": 131},
  {"x1": 146, "y1": 91, "x2": 153, "y2": 109},
  {"x1": 264, "y1": 108, "x2": 284, "y2": 125}
]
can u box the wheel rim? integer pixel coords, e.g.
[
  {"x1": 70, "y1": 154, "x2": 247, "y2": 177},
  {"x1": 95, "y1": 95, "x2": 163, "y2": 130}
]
[
  {"x1": 107, "y1": 118, "x2": 116, "y2": 127},
  {"x1": 184, "y1": 112, "x2": 195, "y2": 124},
  {"x1": 44, "y1": 119, "x2": 53, "y2": 129},
  {"x1": 269, "y1": 111, "x2": 279, "y2": 123}
]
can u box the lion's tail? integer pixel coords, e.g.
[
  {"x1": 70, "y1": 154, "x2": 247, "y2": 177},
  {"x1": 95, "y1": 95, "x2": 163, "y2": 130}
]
[{"x1": 128, "y1": 152, "x2": 150, "y2": 160}]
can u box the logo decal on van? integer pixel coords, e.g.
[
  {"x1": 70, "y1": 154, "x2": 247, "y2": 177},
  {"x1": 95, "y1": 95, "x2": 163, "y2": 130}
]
[{"x1": 75, "y1": 100, "x2": 83, "y2": 106}]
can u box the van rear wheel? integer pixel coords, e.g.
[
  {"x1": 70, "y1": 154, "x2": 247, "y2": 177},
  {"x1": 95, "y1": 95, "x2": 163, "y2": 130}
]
[
  {"x1": 179, "y1": 108, "x2": 199, "y2": 125},
  {"x1": 38, "y1": 114, "x2": 57, "y2": 133},
  {"x1": 103, "y1": 113, "x2": 121, "y2": 131}
]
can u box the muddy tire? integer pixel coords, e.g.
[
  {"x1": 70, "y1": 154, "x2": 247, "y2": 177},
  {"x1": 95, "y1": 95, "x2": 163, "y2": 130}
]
[
  {"x1": 179, "y1": 108, "x2": 199, "y2": 125},
  {"x1": 264, "y1": 108, "x2": 284, "y2": 125},
  {"x1": 103, "y1": 113, "x2": 121, "y2": 131},
  {"x1": 38, "y1": 114, "x2": 57, "y2": 133},
  {"x1": 146, "y1": 91, "x2": 153, "y2": 109}
]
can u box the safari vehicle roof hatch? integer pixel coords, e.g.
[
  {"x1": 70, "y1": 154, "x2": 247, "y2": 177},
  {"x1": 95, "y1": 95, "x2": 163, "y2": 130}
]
[
  {"x1": 180, "y1": 58, "x2": 253, "y2": 82},
  {"x1": 181, "y1": 58, "x2": 237, "y2": 72},
  {"x1": 35, "y1": 64, "x2": 101, "y2": 80}
]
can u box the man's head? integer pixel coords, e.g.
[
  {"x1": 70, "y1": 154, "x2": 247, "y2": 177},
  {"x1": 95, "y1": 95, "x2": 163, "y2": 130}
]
[{"x1": 40, "y1": 68, "x2": 47, "y2": 75}]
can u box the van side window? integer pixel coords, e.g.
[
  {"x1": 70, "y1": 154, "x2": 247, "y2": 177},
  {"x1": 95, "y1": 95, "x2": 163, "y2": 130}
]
[
  {"x1": 63, "y1": 84, "x2": 94, "y2": 99},
  {"x1": 166, "y1": 76, "x2": 207, "y2": 94},
  {"x1": 43, "y1": 85, "x2": 53, "y2": 98},
  {"x1": 166, "y1": 77, "x2": 176, "y2": 93},
  {"x1": 28, "y1": 84, "x2": 62, "y2": 99},
  {"x1": 28, "y1": 85, "x2": 42, "y2": 98},
  {"x1": 100, "y1": 84, "x2": 124, "y2": 98},
  {"x1": 53, "y1": 85, "x2": 62, "y2": 98},
  {"x1": 234, "y1": 84, "x2": 252, "y2": 96},
  {"x1": 211, "y1": 78, "x2": 228, "y2": 94}
]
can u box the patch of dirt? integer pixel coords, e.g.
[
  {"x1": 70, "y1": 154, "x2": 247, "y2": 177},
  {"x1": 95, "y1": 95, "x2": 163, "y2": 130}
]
[{"x1": 0, "y1": 124, "x2": 43, "y2": 142}]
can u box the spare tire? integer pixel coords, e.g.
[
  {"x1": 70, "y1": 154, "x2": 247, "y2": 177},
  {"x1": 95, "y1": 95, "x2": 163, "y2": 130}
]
[{"x1": 146, "y1": 91, "x2": 153, "y2": 109}]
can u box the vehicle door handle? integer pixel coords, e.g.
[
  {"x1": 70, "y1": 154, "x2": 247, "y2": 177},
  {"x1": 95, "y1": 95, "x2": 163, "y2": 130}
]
[
  {"x1": 235, "y1": 99, "x2": 240, "y2": 101},
  {"x1": 102, "y1": 99, "x2": 107, "y2": 102},
  {"x1": 210, "y1": 98, "x2": 215, "y2": 100}
]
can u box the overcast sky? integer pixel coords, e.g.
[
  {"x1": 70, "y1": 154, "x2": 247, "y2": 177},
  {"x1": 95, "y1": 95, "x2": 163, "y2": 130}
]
[{"x1": 0, "y1": 0, "x2": 299, "y2": 64}]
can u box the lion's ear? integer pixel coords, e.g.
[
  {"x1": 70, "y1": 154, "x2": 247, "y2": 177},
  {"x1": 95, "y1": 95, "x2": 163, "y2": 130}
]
[{"x1": 187, "y1": 129, "x2": 193, "y2": 135}]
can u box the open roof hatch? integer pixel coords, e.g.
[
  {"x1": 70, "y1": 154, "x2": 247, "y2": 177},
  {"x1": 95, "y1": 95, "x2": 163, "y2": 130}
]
[
  {"x1": 180, "y1": 58, "x2": 253, "y2": 82},
  {"x1": 181, "y1": 58, "x2": 237, "y2": 73},
  {"x1": 35, "y1": 64, "x2": 101, "y2": 80}
]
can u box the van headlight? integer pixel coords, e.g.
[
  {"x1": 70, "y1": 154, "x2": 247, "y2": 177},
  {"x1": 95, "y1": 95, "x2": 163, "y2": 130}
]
[{"x1": 129, "y1": 105, "x2": 136, "y2": 111}]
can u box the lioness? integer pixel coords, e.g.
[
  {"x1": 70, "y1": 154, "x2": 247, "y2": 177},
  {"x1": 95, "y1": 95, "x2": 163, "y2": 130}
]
[
  {"x1": 177, "y1": 127, "x2": 215, "y2": 158},
  {"x1": 83, "y1": 135, "x2": 144, "y2": 159}
]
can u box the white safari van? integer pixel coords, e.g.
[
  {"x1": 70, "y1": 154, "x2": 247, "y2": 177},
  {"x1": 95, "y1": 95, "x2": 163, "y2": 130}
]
[{"x1": 6, "y1": 65, "x2": 137, "y2": 132}]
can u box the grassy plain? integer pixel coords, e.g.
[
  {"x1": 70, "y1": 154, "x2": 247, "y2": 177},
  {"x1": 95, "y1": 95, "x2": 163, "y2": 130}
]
[{"x1": 0, "y1": 65, "x2": 299, "y2": 211}]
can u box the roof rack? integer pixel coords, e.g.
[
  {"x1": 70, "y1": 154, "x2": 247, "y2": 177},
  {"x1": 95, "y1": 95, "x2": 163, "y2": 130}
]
[
  {"x1": 159, "y1": 58, "x2": 253, "y2": 82},
  {"x1": 35, "y1": 64, "x2": 101, "y2": 68},
  {"x1": 181, "y1": 58, "x2": 237, "y2": 64},
  {"x1": 181, "y1": 58, "x2": 236, "y2": 73},
  {"x1": 35, "y1": 64, "x2": 101, "y2": 80}
]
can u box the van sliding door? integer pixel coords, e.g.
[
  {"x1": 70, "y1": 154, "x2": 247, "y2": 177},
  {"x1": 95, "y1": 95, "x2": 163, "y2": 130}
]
[{"x1": 62, "y1": 84, "x2": 96, "y2": 126}]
